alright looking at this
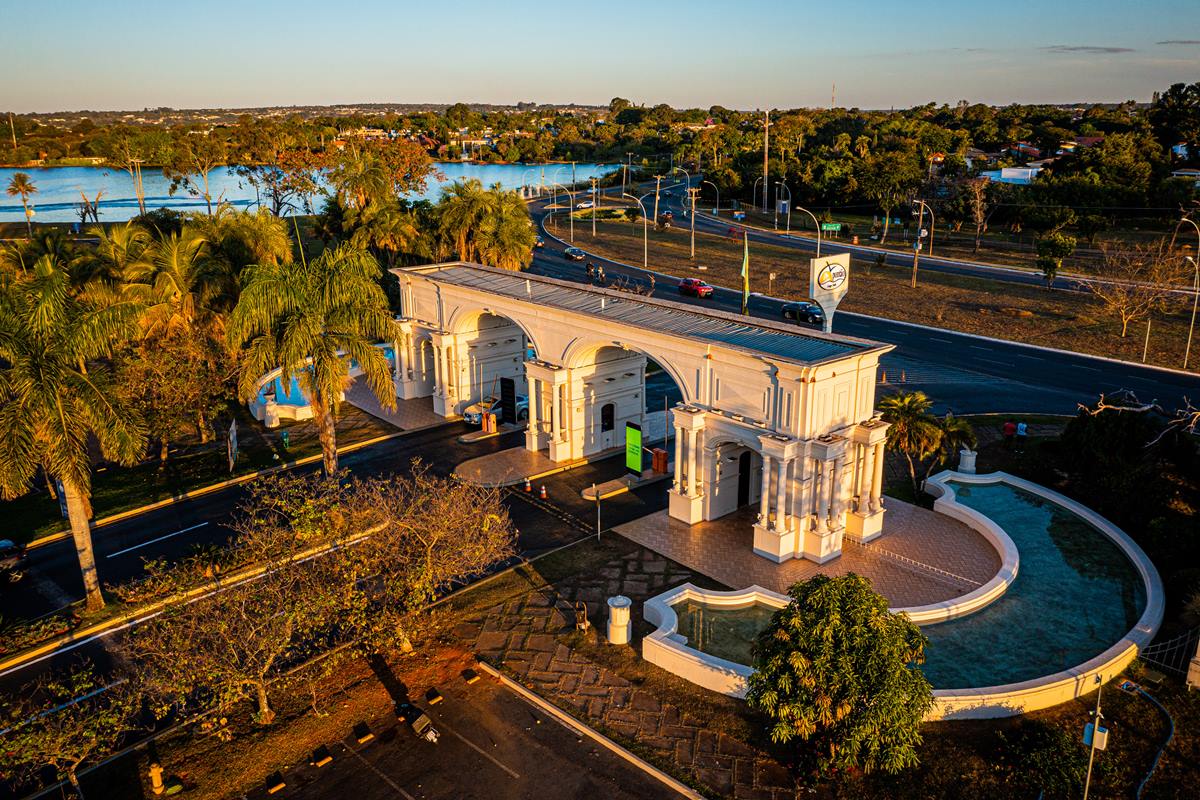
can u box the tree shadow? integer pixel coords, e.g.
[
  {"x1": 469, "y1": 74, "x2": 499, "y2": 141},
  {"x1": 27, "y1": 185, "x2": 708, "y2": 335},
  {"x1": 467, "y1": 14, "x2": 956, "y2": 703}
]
[{"x1": 366, "y1": 652, "x2": 411, "y2": 712}]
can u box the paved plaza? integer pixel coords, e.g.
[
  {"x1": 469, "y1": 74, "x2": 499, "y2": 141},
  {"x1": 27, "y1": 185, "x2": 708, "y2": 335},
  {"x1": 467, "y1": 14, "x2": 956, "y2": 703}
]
[
  {"x1": 613, "y1": 501, "x2": 1001, "y2": 607},
  {"x1": 344, "y1": 382, "x2": 448, "y2": 430}
]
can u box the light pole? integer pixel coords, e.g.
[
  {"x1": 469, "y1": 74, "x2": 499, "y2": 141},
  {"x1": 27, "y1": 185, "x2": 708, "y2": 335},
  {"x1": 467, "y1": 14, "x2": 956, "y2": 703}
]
[
  {"x1": 622, "y1": 192, "x2": 649, "y2": 268},
  {"x1": 910, "y1": 199, "x2": 935, "y2": 288},
  {"x1": 521, "y1": 167, "x2": 540, "y2": 197},
  {"x1": 624, "y1": 152, "x2": 634, "y2": 194},
  {"x1": 775, "y1": 182, "x2": 792, "y2": 236},
  {"x1": 549, "y1": 181, "x2": 574, "y2": 243},
  {"x1": 687, "y1": 187, "x2": 699, "y2": 259},
  {"x1": 1182, "y1": 217, "x2": 1200, "y2": 369},
  {"x1": 913, "y1": 198, "x2": 935, "y2": 256},
  {"x1": 794, "y1": 203, "x2": 821, "y2": 257},
  {"x1": 1082, "y1": 677, "x2": 1105, "y2": 800},
  {"x1": 670, "y1": 166, "x2": 690, "y2": 211},
  {"x1": 591, "y1": 177, "x2": 599, "y2": 237},
  {"x1": 702, "y1": 180, "x2": 719, "y2": 214},
  {"x1": 752, "y1": 177, "x2": 764, "y2": 213}
]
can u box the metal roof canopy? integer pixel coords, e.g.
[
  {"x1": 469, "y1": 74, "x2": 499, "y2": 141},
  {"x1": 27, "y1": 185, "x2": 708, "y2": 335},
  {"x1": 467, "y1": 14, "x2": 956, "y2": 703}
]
[{"x1": 397, "y1": 262, "x2": 892, "y2": 367}]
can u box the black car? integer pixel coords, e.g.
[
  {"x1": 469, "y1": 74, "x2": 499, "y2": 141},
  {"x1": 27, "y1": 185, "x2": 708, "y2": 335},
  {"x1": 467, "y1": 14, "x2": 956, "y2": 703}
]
[
  {"x1": 564, "y1": 247, "x2": 586, "y2": 261},
  {"x1": 781, "y1": 301, "x2": 825, "y2": 325},
  {"x1": 534, "y1": 236, "x2": 545, "y2": 248},
  {"x1": 0, "y1": 539, "x2": 28, "y2": 582}
]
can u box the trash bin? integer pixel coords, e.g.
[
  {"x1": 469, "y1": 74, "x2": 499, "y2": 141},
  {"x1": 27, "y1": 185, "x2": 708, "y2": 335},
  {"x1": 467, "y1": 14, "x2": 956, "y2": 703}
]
[{"x1": 607, "y1": 595, "x2": 632, "y2": 645}]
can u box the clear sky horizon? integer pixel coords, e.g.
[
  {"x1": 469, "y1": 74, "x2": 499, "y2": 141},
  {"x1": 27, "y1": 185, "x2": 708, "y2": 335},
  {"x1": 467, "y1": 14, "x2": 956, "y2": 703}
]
[{"x1": 2, "y1": 0, "x2": 1197, "y2": 114}]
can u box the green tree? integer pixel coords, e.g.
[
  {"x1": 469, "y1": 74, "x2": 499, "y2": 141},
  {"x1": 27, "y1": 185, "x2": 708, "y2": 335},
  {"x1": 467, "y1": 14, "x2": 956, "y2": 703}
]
[
  {"x1": 878, "y1": 390, "x2": 943, "y2": 498},
  {"x1": 1036, "y1": 231, "x2": 1077, "y2": 288},
  {"x1": 0, "y1": 256, "x2": 146, "y2": 611},
  {"x1": 747, "y1": 574, "x2": 933, "y2": 776},
  {"x1": 859, "y1": 152, "x2": 921, "y2": 244},
  {"x1": 0, "y1": 664, "x2": 144, "y2": 798},
  {"x1": 163, "y1": 130, "x2": 228, "y2": 215},
  {"x1": 437, "y1": 178, "x2": 493, "y2": 261},
  {"x1": 475, "y1": 187, "x2": 536, "y2": 271},
  {"x1": 227, "y1": 243, "x2": 396, "y2": 475},
  {"x1": 6, "y1": 172, "x2": 37, "y2": 239}
]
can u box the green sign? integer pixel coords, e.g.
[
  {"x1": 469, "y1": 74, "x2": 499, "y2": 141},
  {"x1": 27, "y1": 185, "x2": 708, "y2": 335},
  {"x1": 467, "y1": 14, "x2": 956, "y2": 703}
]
[
  {"x1": 820, "y1": 222, "x2": 842, "y2": 232},
  {"x1": 625, "y1": 422, "x2": 643, "y2": 475}
]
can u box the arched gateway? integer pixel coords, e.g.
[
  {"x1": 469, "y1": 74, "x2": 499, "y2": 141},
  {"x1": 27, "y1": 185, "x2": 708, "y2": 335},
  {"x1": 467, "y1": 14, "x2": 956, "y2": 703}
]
[{"x1": 390, "y1": 262, "x2": 894, "y2": 564}]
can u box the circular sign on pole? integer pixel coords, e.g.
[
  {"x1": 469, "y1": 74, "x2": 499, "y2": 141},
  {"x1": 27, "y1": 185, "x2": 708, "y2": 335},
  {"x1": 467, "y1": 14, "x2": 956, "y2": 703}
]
[{"x1": 816, "y1": 261, "x2": 847, "y2": 291}]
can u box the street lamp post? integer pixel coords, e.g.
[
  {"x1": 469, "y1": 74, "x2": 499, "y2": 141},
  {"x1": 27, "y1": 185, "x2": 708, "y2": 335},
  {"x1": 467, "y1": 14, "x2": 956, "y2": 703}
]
[
  {"x1": 622, "y1": 192, "x2": 649, "y2": 268},
  {"x1": 702, "y1": 180, "x2": 719, "y2": 214},
  {"x1": 521, "y1": 167, "x2": 538, "y2": 197},
  {"x1": 549, "y1": 181, "x2": 574, "y2": 243},
  {"x1": 775, "y1": 181, "x2": 792, "y2": 236},
  {"x1": 752, "y1": 177, "x2": 764, "y2": 213},
  {"x1": 794, "y1": 203, "x2": 821, "y2": 257},
  {"x1": 913, "y1": 198, "x2": 935, "y2": 256},
  {"x1": 1182, "y1": 217, "x2": 1200, "y2": 369},
  {"x1": 687, "y1": 187, "x2": 700, "y2": 259},
  {"x1": 910, "y1": 199, "x2": 935, "y2": 288},
  {"x1": 652, "y1": 175, "x2": 663, "y2": 225},
  {"x1": 591, "y1": 177, "x2": 599, "y2": 237}
]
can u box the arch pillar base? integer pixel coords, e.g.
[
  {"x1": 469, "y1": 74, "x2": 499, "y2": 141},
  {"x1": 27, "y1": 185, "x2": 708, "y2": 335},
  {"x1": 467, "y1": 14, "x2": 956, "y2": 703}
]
[
  {"x1": 801, "y1": 526, "x2": 844, "y2": 564},
  {"x1": 753, "y1": 522, "x2": 795, "y2": 563},
  {"x1": 846, "y1": 508, "x2": 885, "y2": 542},
  {"x1": 668, "y1": 489, "x2": 705, "y2": 525}
]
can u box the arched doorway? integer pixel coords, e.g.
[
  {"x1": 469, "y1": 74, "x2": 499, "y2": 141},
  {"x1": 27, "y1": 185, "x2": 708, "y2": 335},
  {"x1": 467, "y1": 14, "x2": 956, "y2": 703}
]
[
  {"x1": 737, "y1": 451, "x2": 752, "y2": 507},
  {"x1": 707, "y1": 442, "x2": 763, "y2": 520}
]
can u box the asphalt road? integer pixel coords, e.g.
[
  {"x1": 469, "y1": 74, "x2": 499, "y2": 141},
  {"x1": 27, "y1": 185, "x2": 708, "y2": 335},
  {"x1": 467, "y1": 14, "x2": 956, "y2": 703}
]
[{"x1": 532, "y1": 190, "x2": 1200, "y2": 417}]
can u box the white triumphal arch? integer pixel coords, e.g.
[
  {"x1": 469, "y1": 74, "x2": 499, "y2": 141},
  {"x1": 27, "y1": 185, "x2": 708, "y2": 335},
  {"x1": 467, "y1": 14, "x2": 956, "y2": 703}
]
[{"x1": 390, "y1": 262, "x2": 894, "y2": 564}]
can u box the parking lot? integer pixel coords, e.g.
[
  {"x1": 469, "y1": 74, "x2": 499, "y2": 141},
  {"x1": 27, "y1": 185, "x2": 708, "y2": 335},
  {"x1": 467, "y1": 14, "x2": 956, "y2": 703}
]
[{"x1": 254, "y1": 672, "x2": 687, "y2": 800}]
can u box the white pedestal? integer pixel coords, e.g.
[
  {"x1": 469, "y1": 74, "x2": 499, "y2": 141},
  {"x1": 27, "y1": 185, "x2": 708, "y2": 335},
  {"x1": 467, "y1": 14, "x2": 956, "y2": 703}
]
[
  {"x1": 668, "y1": 489, "x2": 705, "y2": 525},
  {"x1": 753, "y1": 522, "x2": 796, "y2": 563},
  {"x1": 845, "y1": 508, "x2": 885, "y2": 542},
  {"x1": 802, "y1": 526, "x2": 844, "y2": 564},
  {"x1": 958, "y1": 449, "x2": 978, "y2": 474},
  {"x1": 607, "y1": 596, "x2": 632, "y2": 645}
]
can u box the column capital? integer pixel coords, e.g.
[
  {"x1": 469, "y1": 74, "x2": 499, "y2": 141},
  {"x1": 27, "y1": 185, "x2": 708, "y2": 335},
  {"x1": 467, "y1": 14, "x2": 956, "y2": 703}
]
[{"x1": 851, "y1": 417, "x2": 889, "y2": 447}]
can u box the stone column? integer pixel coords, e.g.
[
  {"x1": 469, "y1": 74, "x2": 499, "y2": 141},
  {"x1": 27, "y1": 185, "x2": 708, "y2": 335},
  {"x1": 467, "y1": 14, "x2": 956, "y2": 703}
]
[
  {"x1": 759, "y1": 453, "x2": 773, "y2": 522},
  {"x1": 685, "y1": 429, "x2": 698, "y2": 496},
  {"x1": 830, "y1": 456, "x2": 845, "y2": 528},
  {"x1": 549, "y1": 382, "x2": 561, "y2": 443},
  {"x1": 774, "y1": 457, "x2": 789, "y2": 531},
  {"x1": 527, "y1": 377, "x2": 539, "y2": 429},
  {"x1": 431, "y1": 342, "x2": 443, "y2": 395},
  {"x1": 673, "y1": 425, "x2": 684, "y2": 492},
  {"x1": 871, "y1": 442, "x2": 885, "y2": 512},
  {"x1": 856, "y1": 444, "x2": 870, "y2": 511},
  {"x1": 813, "y1": 460, "x2": 829, "y2": 533}
]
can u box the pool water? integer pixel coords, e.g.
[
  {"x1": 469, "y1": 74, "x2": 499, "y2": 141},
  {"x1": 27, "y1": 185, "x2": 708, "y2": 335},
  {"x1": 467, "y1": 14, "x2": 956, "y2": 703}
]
[{"x1": 669, "y1": 481, "x2": 1146, "y2": 690}]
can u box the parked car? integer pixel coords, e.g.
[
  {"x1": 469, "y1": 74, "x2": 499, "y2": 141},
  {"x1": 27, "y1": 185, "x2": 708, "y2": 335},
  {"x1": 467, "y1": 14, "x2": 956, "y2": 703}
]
[
  {"x1": 576, "y1": 200, "x2": 595, "y2": 209},
  {"x1": 534, "y1": 235, "x2": 544, "y2": 248},
  {"x1": 781, "y1": 301, "x2": 825, "y2": 325},
  {"x1": 0, "y1": 539, "x2": 28, "y2": 583},
  {"x1": 463, "y1": 394, "x2": 529, "y2": 425},
  {"x1": 678, "y1": 278, "x2": 714, "y2": 298},
  {"x1": 397, "y1": 702, "x2": 440, "y2": 744},
  {"x1": 564, "y1": 247, "x2": 586, "y2": 261}
]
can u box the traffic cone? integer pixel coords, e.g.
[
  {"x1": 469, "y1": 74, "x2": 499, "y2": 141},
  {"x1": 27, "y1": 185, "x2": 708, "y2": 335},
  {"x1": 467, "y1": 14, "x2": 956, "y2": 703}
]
[
  {"x1": 524, "y1": 478, "x2": 532, "y2": 493},
  {"x1": 539, "y1": 485, "x2": 548, "y2": 500}
]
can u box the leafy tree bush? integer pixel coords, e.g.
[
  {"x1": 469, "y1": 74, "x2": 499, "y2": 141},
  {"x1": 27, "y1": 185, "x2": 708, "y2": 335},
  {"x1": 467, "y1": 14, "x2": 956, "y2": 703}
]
[
  {"x1": 747, "y1": 574, "x2": 933, "y2": 776},
  {"x1": 996, "y1": 720, "x2": 1086, "y2": 799}
]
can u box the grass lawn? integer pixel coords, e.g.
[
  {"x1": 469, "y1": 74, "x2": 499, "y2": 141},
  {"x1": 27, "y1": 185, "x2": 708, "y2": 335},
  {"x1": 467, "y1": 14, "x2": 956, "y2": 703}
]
[
  {"x1": 1, "y1": 403, "x2": 397, "y2": 545},
  {"x1": 575, "y1": 219, "x2": 1199, "y2": 374}
]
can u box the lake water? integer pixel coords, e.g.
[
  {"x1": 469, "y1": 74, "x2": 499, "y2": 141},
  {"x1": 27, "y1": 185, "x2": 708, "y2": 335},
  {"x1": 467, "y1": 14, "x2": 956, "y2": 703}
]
[{"x1": 0, "y1": 162, "x2": 615, "y2": 223}]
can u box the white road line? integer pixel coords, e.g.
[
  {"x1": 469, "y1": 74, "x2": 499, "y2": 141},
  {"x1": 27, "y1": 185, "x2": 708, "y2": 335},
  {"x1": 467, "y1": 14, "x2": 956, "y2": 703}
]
[
  {"x1": 1071, "y1": 364, "x2": 1103, "y2": 372},
  {"x1": 106, "y1": 522, "x2": 210, "y2": 559},
  {"x1": 345, "y1": 745, "x2": 417, "y2": 800},
  {"x1": 967, "y1": 344, "x2": 995, "y2": 351},
  {"x1": 929, "y1": 337, "x2": 955, "y2": 344},
  {"x1": 440, "y1": 720, "x2": 521, "y2": 779}
]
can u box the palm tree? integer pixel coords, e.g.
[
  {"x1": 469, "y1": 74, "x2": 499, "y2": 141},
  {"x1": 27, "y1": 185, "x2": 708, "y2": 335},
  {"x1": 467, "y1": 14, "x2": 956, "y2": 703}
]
[
  {"x1": 349, "y1": 202, "x2": 423, "y2": 267},
  {"x1": 925, "y1": 414, "x2": 978, "y2": 482},
  {"x1": 328, "y1": 147, "x2": 390, "y2": 212},
  {"x1": 125, "y1": 229, "x2": 221, "y2": 338},
  {"x1": 476, "y1": 188, "x2": 536, "y2": 271},
  {"x1": 227, "y1": 243, "x2": 397, "y2": 475},
  {"x1": 0, "y1": 255, "x2": 146, "y2": 611},
  {"x1": 878, "y1": 391, "x2": 943, "y2": 499},
  {"x1": 76, "y1": 222, "x2": 152, "y2": 301},
  {"x1": 6, "y1": 172, "x2": 37, "y2": 238},
  {"x1": 437, "y1": 179, "x2": 492, "y2": 261}
]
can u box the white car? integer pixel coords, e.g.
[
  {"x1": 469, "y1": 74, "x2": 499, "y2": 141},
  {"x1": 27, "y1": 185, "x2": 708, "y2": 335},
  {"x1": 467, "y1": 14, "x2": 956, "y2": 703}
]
[
  {"x1": 576, "y1": 200, "x2": 595, "y2": 209},
  {"x1": 463, "y1": 394, "x2": 529, "y2": 425}
]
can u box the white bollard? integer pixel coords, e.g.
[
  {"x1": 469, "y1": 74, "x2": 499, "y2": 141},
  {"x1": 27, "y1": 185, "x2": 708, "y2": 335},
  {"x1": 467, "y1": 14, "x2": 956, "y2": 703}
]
[
  {"x1": 958, "y1": 448, "x2": 977, "y2": 474},
  {"x1": 606, "y1": 595, "x2": 632, "y2": 645}
]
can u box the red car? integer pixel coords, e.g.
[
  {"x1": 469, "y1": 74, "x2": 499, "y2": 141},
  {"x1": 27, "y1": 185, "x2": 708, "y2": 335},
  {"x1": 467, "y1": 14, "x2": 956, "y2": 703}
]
[{"x1": 678, "y1": 278, "x2": 714, "y2": 298}]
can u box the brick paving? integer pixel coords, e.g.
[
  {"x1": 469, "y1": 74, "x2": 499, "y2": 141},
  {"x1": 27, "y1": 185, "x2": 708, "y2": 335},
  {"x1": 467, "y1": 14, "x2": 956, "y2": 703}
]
[
  {"x1": 460, "y1": 545, "x2": 804, "y2": 799},
  {"x1": 612, "y1": 500, "x2": 1000, "y2": 605},
  {"x1": 344, "y1": 382, "x2": 448, "y2": 430}
]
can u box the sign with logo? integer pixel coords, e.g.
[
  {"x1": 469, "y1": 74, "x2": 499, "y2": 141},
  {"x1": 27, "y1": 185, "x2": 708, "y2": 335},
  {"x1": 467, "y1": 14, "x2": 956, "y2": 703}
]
[
  {"x1": 625, "y1": 422, "x2": 643, "y2": 476},
  {"x1": 809, "y1": 252, "x2": 851, "y2": 333}
]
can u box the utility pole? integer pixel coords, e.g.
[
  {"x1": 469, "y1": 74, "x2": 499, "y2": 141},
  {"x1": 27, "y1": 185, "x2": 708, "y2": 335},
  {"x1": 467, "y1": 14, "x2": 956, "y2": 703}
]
[
  {"x1": 591, "y1": 177, "x2": 598, "y2": 237},
  {"x1": 8, "y1": 113, "x2": 16, "y2": 153},
  {"x1": 911, "y1": 202, "x2": 924, "y2": 289},
  {"x1": 624, "y1": 151, "x2": 634, "y2": 194},
  {"x1": 653, "y1": 175, "x2": 663, "y2": 224},
  {"x1": 1082, "y1": 679, "x2": 1105, "y2": 800},
  {"x1": 831, "y1": 82, "x2": 836, "y2": 108},
  {"x1": 687, "y1": 187, "x2": 700, "y2": 259},
  {"x1": 762, "y1": 110, "x2": 770, "y2": 212}
]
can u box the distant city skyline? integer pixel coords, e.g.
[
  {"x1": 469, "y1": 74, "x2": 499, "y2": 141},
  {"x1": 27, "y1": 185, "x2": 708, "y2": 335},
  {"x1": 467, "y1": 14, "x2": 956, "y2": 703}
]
[{"x1": 2, "y1": 0, "x2": 1197, "y2": 114}]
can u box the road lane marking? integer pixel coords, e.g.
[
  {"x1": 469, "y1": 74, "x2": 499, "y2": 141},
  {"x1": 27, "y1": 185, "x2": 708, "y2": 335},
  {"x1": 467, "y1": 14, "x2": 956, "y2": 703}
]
[
  {"x1": 106, "y1": 522, "x2": 210, "y2": 559},
  {"x1": 345, "y1": 745, "x2": 417, "y2": 800},
  {"x1": 438, "y1": 719, "x2": 520, "y2": 778}
]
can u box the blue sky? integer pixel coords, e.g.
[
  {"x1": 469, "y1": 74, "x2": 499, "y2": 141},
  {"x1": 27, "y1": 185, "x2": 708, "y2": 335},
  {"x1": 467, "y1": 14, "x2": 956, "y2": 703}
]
[{"x1": 2, "y1": 0, "x2": 1197, "y2": 112}]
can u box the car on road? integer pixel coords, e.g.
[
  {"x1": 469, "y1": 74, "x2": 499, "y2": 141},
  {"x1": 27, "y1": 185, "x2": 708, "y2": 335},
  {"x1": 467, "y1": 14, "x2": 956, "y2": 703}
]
[
  {"x1": 564, "y1": 247, "x2": 586, "y2": 261},
  {"x1": 0, "y1": 539, "x2": 28, "y2": 582},
  {"x1": 463, "y1": 394, "x2": 529, "y2": 425},
  {"x1": 534, "y1": 235, "x2": 544, "y2": 248},
  {"x1": 678, "y1": 278, "x2": 714, "y2": 298},
  {"x1": 575, "y1": 200, "x2": 595, "y2": 209},
  {"x1": 781, "y1": 301, "x2": 825, "y2": 325}
]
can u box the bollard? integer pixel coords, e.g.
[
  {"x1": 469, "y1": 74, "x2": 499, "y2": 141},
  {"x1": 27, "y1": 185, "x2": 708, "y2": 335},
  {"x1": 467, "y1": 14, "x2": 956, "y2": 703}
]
[
  {"x1": 900, "y1": 370, "x2": 907, "y2": 383},
  {"x1": 149, "y1": 763, "x2": 165, "y2": 796},
  {"x1": 606, "y1": 595, "x2": 632, "y2": 645},
  {"x1": 539, "y1": 485, "x2": 548, "y2": 500},
  {"x1": 880, "y1": 370, "x2": 888, "y2": 384}
]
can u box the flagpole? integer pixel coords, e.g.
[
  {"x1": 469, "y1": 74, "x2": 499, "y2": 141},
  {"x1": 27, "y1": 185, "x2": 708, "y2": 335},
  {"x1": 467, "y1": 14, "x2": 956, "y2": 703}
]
[{"x1": 741, "y1": 234, "x2": 750, "y2": 315}]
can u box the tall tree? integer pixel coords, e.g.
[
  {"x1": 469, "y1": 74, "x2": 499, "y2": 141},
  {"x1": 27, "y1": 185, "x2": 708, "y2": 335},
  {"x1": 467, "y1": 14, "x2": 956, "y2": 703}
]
[
  {"x1": 747, "y1": 574, "x2": 933, "y2": 776},
  {"x1": 227, "y1": 243, "x2": 397, "y2": 475},
  {"x1": 163, "y1": 131, "x2": 228, "y2": 215},
  {"x1": 475, "y1": 187, "x2": 536, "y2": 271},
  {"x1": 6, "y1": 172, "x2": 37, "y2": 239},
  {"x1": 1083, "y1": 240, "x2": 1187, "y2": 337},
  {"x1": 878, "y1": 391, "x2": 943, "y2": 498},
  {"x1": 0, "y1": 256, "x2": 147, "y2": 610}
]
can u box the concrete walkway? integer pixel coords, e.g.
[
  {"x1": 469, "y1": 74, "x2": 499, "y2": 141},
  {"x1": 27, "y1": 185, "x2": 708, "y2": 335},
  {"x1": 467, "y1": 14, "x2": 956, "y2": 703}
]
[{"x1": 343, "y1": 383, "x2": 448, "y2": 430}]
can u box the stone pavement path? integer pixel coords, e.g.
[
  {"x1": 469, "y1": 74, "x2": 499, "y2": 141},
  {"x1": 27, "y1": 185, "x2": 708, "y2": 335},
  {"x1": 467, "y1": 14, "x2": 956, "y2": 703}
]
[{"x1": 457, "y1": 545, "x2": 802, "y2": 799}]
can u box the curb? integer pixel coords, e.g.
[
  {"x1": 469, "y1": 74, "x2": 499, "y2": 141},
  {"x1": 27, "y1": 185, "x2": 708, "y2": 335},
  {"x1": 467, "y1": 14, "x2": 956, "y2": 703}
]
[
  {"x1": 26, "y1": 422, "x2": 453, "y2": 552},
  {"x1": 539, "y1": 210, "x2": 1200, "y2": 383},
  {"x1": 476, "y1": 661, "x2": 707, "y2": 800}
]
